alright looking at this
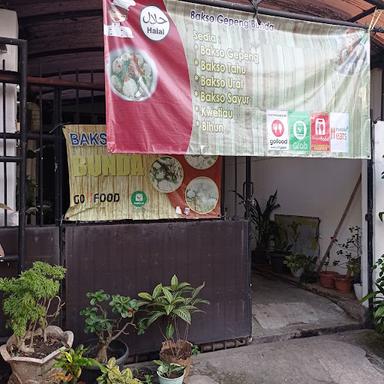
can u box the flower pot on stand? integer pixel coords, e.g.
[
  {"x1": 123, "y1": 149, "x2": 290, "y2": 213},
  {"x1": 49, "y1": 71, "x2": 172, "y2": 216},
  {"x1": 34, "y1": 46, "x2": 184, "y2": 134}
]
[
  {"x1": 334, "y1": 275, "x2": 353, "y2": 293},
  {"x1": 0, "y1": 326, "x2": 74, "y2": 384},
  {"x1": 319, "y1": 271, "x2": 338, "y2": 289}
]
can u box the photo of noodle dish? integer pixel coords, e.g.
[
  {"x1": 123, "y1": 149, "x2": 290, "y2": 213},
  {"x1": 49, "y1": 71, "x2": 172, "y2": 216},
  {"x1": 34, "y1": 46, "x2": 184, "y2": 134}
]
[
  {"x1": 149, "y1": 156, "x2": 184, "y2": 193},
  {"x1": 184, "y1": 155, "x2": 218, "y2": 170},
  {"x1": 185, "y1": 177, "x2": 219, "y2": 214},
  {"x1": 109, "y1": 48, "x2": 157, "y2": 101}
]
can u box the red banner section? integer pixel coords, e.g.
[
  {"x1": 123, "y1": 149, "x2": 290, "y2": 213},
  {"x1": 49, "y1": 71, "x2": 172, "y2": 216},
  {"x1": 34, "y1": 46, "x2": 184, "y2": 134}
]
[{"x1": 103, "y1": 0, "x2": 193, "y2": 154}]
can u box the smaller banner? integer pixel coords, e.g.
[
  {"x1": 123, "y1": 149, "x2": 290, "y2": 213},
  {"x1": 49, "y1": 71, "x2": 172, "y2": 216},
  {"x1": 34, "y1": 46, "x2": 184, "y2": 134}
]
[{"x1": 63, "y1": 125, "x2": 222, "y2": 221}]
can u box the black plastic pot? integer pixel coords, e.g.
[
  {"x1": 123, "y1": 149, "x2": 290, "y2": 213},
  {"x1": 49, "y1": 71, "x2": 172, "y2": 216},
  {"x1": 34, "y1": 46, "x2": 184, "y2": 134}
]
[
  {"x1": 270, "y1": 252, "x2": 290, "y2": 274},
  {"x1": 80, "y1": 339, "x2": 129, "y2": 384}
]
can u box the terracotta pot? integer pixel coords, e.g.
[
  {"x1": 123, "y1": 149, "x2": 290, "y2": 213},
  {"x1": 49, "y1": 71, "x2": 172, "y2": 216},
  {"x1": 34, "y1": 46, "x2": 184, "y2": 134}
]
[
  {"x1": 319, "y1": 271, "x2": 338, "y2": 289},
  {"x1": 0, "y1": 325, "x2": 74, "y2": 384},
  {"x1": 334, "y1": 275, "x2": 353, "y2": 293},
  {"x1": 160, "y1": 340, "x2": 192, "y2": 383}
]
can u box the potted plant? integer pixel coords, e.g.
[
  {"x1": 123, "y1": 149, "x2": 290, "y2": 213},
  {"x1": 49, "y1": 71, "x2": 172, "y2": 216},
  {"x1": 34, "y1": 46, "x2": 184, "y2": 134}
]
[
  {"x1": 80, "y1": 290, "x2": 140, "y2": 381},
  {"x1": 154, "y1": 360, "x2": 185, "y2": 384},
  {"x1": 362, "y1": 257, "x2": 384, "y2": 333},
  {"x1": 319, "y1": 253, "x2": 339, "y2": 289},
  {"x1": 0, "y1": 261, "x2": 73, "y2": 384},
  {"x1": 284, "y1": 253, "x2": 308, "y2": 279},
  {"x1": 269, "y1": 222, "x2": 295, "y2": 274},
  {"x1": 97, "y1": 357, "x2": 142, "y2": 384},
  {"x1": 137, "y1": 275, "x2": 209, "y2": 381},
  {"x1": 54, "y1": 345, "x2": 97, "y2": 384},
  {"x1": 333, "y1": 226, "x2": 361, "y2": 294},
  {"x1": 236, "y1": 191, "x2": 280, "y2": 266}
]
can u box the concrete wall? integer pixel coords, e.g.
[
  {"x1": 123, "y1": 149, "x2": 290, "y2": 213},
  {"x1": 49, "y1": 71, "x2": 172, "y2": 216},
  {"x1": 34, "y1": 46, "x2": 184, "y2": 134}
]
[{"x1": 224, "y1": 157, "x2": 362, "y2": 275}]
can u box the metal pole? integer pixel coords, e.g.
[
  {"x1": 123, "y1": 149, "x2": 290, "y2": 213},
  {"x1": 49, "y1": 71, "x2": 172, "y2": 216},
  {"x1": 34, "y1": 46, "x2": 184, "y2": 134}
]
[
  {"x1": 18, "y1": 40, "x2": 28, "y2": 273},
  {"x1": 367, "y1": 114, "x2": 375, "y2": 313},
  {"x1": 179, "y1": 0, "x2": 384, "y2": 32}
]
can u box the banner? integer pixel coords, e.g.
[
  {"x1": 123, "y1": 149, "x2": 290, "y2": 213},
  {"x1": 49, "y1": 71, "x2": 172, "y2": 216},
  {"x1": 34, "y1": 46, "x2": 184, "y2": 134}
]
[
  {"x1": 63, "y1": 125, "x2": 222, "y2": 221},
  {"x1": 103, "y1": 0, "x2": 370, "y2": 159}
]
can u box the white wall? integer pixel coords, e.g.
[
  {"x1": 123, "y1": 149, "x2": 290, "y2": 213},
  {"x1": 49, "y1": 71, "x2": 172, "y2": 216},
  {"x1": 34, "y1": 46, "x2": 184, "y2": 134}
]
[{"x1": 224, "y1": 157, "x2": 362, "y2": 275}]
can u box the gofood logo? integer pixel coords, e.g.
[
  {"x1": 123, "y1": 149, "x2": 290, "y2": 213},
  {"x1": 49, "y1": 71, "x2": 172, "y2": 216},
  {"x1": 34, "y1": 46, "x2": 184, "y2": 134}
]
[
  {"x1": 271, "y1": 119, "x2": 284, "y2": 137},
  {"x1": 140, "y1": 6, "x2": 170, "y2": 41}
]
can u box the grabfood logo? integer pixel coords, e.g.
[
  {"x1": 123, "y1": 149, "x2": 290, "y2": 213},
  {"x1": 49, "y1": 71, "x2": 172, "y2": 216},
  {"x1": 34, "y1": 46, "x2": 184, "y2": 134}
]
[{"x1": 140, "y1": 6, "x2": 170, "y2": 41}]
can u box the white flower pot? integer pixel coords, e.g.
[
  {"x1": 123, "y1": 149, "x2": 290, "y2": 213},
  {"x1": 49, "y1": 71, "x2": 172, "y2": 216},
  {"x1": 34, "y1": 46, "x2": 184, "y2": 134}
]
[
  {"x1": 157, "y1": 370, "x2": 185, "y2": 384},
  {"x1": 291, "y1": 268, "x2": 304, "y2": 279},
  {"x1": 353, "y1": 283, "x2": 363, "y2": 300}
]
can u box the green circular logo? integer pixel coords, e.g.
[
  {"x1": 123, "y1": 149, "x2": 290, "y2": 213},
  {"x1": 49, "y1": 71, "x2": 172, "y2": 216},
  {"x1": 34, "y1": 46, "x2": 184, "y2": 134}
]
[{"x1": 131, "y1": 191, "x2": 148, "y2": 208}]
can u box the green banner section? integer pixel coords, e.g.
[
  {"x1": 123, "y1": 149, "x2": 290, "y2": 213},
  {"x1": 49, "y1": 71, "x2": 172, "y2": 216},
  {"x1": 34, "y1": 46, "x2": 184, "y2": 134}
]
[{"x1": 165, "y1": 1, "x2": 371, "y2": 158}]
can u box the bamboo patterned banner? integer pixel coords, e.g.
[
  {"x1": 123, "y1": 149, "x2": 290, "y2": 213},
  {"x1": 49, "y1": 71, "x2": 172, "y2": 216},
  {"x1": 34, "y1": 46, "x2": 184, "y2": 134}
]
[
  {"x1": 63, "y1": 125, "x2": 222, "y2": 221},
  {"x1": 103, "y1": 0, "x2": 370, "y2": 159}
]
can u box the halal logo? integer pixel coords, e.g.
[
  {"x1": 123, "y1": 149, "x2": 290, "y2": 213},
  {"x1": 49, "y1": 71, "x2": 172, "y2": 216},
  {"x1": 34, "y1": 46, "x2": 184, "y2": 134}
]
[
  {"x1": 140, "y1": 6, "x2": 170, "y2": 41},
  {"x1": 271, "y1": 119, "x2": 284, "y2": 137}
]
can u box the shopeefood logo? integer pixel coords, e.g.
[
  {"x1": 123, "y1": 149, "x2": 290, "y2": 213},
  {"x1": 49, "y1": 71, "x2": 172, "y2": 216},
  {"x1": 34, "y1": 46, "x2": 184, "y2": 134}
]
[{"x1": 140, "y1": 6, "x2": 170, "y2": 41}]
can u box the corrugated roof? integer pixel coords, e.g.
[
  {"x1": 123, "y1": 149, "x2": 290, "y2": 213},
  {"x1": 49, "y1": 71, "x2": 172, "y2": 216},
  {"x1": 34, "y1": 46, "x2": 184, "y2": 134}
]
[{"x1": 0, "y1": 0, "x2": 383, "y2": 77}]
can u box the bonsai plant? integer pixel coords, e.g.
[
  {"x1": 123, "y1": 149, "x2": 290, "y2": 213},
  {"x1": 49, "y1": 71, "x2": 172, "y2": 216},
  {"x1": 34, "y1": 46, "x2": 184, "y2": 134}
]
[
  {"x1": 81, "y1": 290, "x2": 140, "y2": 363},
  {"x1": 137, "y1": 275, "x2": 209, "y2": 380},
  {"x1": 54, "y1": 345, "x2": 97, "y2": 384},
  {"x1": 154, "y1": 360, "x2": 185, "y2": 384},
  {"x1": 0, "y1": 261, "x2": 73, "y2": 384},
  {"x1": 97, "y1": 357, "x2": 142, "y2": 384},
  {"x1": 236, "y1": 190, "x2": 280, "y2": 266},
  {"x1": 333, "y1": 226, "x2": 361, "y2": 294}
]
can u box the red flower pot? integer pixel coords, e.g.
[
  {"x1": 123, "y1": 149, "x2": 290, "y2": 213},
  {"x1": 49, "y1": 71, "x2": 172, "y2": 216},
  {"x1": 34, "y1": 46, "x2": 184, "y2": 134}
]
[
  {"x1": 319, "y1": 271, "x2": 338, "y2": 289},
  {"x1": 334, "y1": 275, "x2": 353, "y2": 293}
]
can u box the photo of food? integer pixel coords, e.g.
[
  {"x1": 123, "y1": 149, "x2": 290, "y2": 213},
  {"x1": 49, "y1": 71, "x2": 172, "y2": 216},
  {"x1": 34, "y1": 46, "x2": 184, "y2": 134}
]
[
  {"x1": 149, "y1": 156, "x2": 184, "y2": 193},
  {"x1": 185, "y1": 177, "x2": 219, "y2": 214},
  {"x1": 109, "y1": 48, "x2": 157, "y2": 101},
  {"x1": 184, "y1": 155, "x2": 218, "y2": 170}
]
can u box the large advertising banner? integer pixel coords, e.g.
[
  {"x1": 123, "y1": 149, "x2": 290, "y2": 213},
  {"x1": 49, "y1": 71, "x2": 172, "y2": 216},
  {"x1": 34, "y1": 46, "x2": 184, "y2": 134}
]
[
  {"x1": 63, "y1": 125, "x2": 222, "y2": 221},
  {"x1": 103, "y1": 0, "x2": 370, "y2": 159}
]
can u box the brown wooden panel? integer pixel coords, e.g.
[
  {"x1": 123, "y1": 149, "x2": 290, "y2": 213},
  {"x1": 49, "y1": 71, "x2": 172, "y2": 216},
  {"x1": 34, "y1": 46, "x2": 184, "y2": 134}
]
[{"x1": 64, "y1": 220, "x2": 250, "y2": 355}]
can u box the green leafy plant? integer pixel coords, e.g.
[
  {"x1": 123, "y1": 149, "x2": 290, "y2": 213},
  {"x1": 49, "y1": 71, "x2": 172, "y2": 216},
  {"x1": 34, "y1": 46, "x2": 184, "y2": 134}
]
[
  {"x1": 137, "y1": 275, "x2": 209, "y2": 357},
  {"x1": 97, "y1": 357, "x2": 142, "y2": 384},
  {"x1": 362, "y1": 257, "x2": 384, "y2": 333},
  {"x1": 235, "y1": 191, "x2": 280, "y2": 252},
  {"x1": 54, "y1": 345, "x2": 98, "y2": 383},
  {"x1": 191, "y1": 344, "x2": 200, "y2": 356},
  {"x1": 80, "y1": 290, "x2": 140, "y2": 363},
  {"x1": 0, "y1": 261, "x2": 66, "y2": 354},
  {"x1": 154, "y1": 360, "x2": 185, "y2": 380},
  {"x1": 284, "y1": 254, "x2": 308, "y2": 272},
  {"x1": 332, "y1": 226, "x2": 361, "y2": 278},
  {"x1": 142, "y1": 374, "x2": 153, "y2": 384}
]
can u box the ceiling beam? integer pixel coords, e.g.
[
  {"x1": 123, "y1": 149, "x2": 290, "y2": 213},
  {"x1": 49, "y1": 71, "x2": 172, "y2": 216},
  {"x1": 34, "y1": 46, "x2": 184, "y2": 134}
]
[
  {"x1": 19, "y1": 9, "x2": 102, "y2": 26},
  {"x1": 364, "y1": 0, "x2": 384, "y2": 9},
  {"x1": 28, "y1": 47, "x2": 103, "y2": 59},
  {"x1": 349, "y1": 6, "x2": 376, "y2": 22}
]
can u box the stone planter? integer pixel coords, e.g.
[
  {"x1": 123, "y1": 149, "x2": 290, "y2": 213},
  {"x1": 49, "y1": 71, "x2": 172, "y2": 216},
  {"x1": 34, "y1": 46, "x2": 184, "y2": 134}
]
[
  {"x1": 291, "y1": 268, "x2": 304, "y2": 279},
  {"x1": 0, "y1": 326, "x2": 74, "y2": 384}
]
